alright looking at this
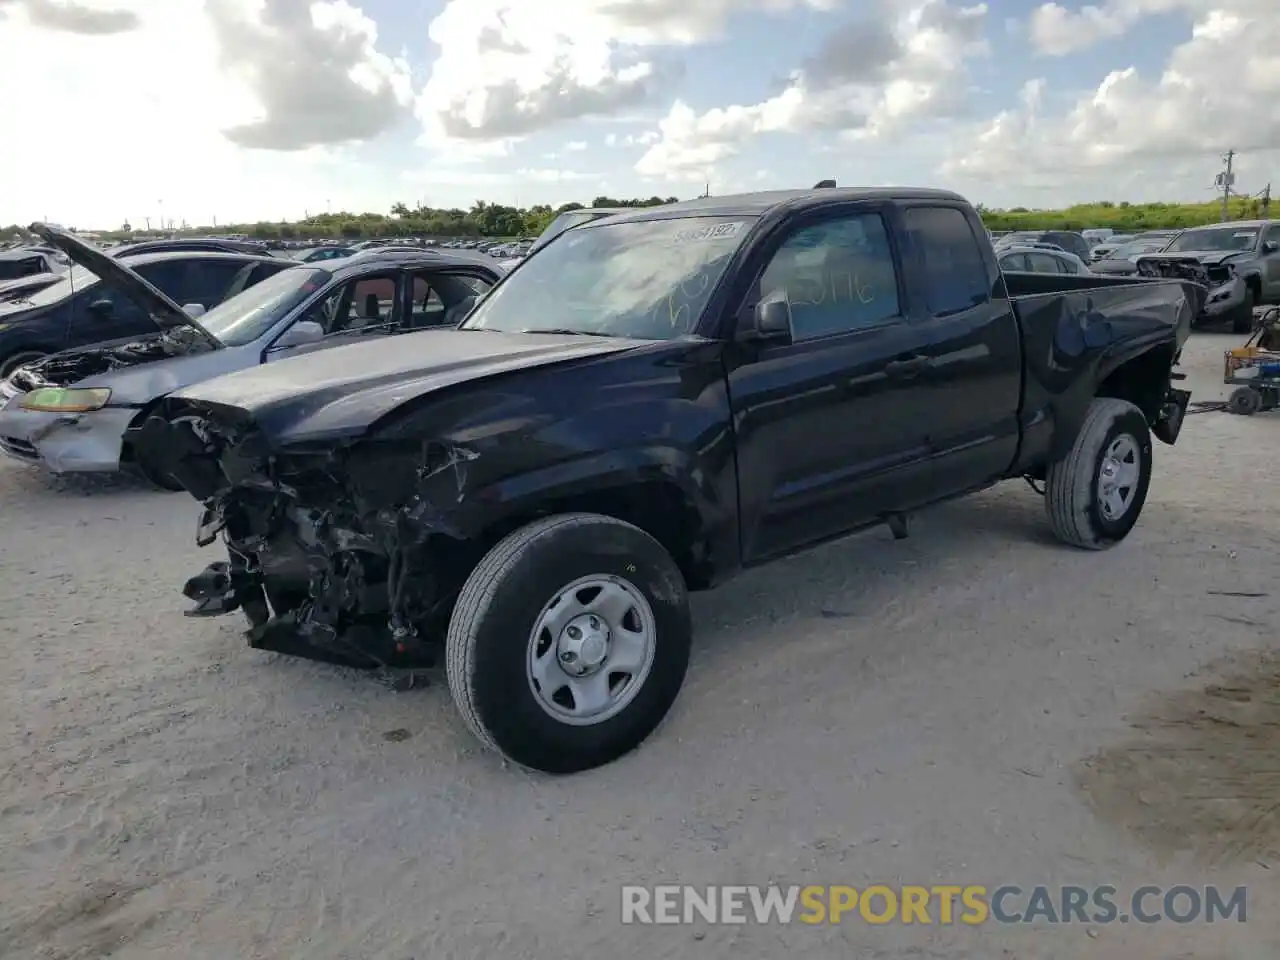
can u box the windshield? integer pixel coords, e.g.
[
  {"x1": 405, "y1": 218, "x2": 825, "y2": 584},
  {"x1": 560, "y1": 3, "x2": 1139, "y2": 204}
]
[
  {"x1": 198, "y1": 266, "x2": 331, "y2": 346},
  {"x1": 19, "y1": 264, "x2": 101, "y2": 307},
  {"x1": 462, "y1": 215, "x2": 754, "y2": 339},
  {"x1": 1165, "y1": 228, "x2": 1259, "y2": 253},
  {"x1": 529, "y1": 210, "x2": 611, "y2": 252}
]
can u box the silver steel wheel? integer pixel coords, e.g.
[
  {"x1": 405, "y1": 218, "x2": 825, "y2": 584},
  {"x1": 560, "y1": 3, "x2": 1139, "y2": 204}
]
[
  {"x1": 1097, "y1": 434, "x2": 1141, "y2": 521},
  {"x1": 526, "y1": 574, "x2": 657, "y2": 726}
]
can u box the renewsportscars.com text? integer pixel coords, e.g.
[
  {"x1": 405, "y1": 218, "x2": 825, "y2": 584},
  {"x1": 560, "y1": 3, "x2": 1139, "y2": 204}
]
[{"x1": 620, "y1": 884, "x2": 1247, "y2": 925}]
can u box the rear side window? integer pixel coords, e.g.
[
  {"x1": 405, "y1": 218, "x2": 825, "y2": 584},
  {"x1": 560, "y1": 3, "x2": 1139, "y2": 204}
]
[
  {"x1": 903, "y1": 207, "x2": 989, "y2": 316},
  {"x1": 181, "y1": 259, "x2": 254, "y2": 306},
  {"x1": 132, "y1": 260, "x2": 190, "y2": 296},
  {"x1": 999, "y1": 253, "x2": 1029, "y2": 273},
  {"x1": 0, "y1": 256, "x2": 47, "y2": 280},
  {"x1": 1027, "y1": 252, "x2": 1064, "y2": 274}
]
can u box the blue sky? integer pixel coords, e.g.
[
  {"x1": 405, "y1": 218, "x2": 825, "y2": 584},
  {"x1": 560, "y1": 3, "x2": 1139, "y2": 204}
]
[{"x1": 1, "y1": 0, "x2": 1275, "y2": 227}]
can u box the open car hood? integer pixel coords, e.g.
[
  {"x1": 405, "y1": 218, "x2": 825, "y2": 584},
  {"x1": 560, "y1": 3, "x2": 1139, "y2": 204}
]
[{"x1": 26, "y1": 223, "x2": 222, "y2": 349}]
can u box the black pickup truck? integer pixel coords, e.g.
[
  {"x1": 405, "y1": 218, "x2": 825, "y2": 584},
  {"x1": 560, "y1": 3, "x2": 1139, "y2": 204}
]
[{"x1": 139, "y1": 186, "x2": 1200, "y2": 774}]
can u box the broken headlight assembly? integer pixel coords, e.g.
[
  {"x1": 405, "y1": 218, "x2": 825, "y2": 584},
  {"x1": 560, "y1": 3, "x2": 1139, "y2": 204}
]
[{"x1": 20, "y1": 386, "x2": 111, "y2": 413}]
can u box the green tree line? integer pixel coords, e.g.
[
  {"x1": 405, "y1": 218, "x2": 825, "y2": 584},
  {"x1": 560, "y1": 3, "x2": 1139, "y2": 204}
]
[{"x1": 5, "y1": 194, "x2": 1271, "y2": 243}]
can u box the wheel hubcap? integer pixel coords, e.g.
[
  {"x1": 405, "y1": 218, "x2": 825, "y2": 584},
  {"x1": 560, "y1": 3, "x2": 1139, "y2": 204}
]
[
  {"x1": 557, "y1": 614, "x2": 611, "y2": 676},
  {"x1": 1097, "y1": 434, "x2": 1141, "y2": 521},
  {"x1": 527, "y1": 574, "x2": 657, "y2": 726}
]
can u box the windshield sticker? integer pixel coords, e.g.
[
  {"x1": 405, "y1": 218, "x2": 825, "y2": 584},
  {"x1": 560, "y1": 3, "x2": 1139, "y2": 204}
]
[{"x1": 672, "y1": 221, "x2": 745, "y2": 244}]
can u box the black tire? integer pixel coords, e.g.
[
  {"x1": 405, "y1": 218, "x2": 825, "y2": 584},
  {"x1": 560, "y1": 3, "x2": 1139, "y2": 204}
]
[
  {"x1": 1227, "y1": 386, "x2": 1262, "y2": 416},
  {"x1": 130, "y1": 412, "x2": 186, "y2": 491},
  {"x1": 1232, "y1": 288, "x2": 1256, "y2": 334},
  {"x1": 446, "y1": 512, "x2": 691, "y2": 773},
  {"x1": 0, "y1": 350, "x2": 48, "y2": 380},
  {"x1": 1045, "y1": 397, "x2": 1153, "y2": 550},
  {"x1": 135, "y1": 450, "x2": 186, "y2": 491}
]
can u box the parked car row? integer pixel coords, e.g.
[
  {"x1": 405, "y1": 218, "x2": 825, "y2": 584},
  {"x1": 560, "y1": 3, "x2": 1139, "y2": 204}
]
[
  {"x1": 991, "y1": 223, "x2": 1280, "y2": 331},
  {"x1": 0, "y1": 184, "x2": 1205, "y2": 776}
]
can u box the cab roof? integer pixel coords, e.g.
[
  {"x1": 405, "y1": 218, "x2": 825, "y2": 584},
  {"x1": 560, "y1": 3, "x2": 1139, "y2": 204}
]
[{"x1": 587, "y1": 187, "x2": 969, "y2": 224}]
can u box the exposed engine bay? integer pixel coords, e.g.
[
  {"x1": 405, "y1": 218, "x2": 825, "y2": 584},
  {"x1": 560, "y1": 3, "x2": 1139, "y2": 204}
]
[
  {"x1": 1135, "y1": 255, "x2": 1233, "y2": 289},
  {"x1": 10, "y1": 330, "x2": 211, "y2": 390},
  {"x1": 139, "y1": 403, "x2": 485, "y2": 671}
]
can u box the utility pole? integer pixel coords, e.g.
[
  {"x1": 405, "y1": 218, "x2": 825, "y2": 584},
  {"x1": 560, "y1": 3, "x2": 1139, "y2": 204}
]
[
  {"x1": 1262, "y1": 183, "x2": 1271, "y2": 219},
  {"x1": 1217, "y1": 149, "x2": 1235, "y2": 221}
]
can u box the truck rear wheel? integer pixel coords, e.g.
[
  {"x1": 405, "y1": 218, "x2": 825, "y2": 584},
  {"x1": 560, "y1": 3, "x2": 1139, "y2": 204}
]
[
  {"x1": 445, "y1": 513, "x2": 691, "y2": 773},
  {"x1": 1045, "y1": 397, "x2": 1152, "y2": 550}
]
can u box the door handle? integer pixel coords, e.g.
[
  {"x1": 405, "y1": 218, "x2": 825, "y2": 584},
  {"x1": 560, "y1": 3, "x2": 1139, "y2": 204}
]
[{"x1": 884, "y1": 355, "x2": 932, "y2": 378}]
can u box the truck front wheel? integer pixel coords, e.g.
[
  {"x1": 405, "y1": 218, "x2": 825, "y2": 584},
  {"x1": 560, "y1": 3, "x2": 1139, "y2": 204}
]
[
  {"x1": 1045, "y1": 397, "x2": 1153, "y2": 550},
  {"x1": 445, "y1": 513, "x2": 692, "y2": 773}
]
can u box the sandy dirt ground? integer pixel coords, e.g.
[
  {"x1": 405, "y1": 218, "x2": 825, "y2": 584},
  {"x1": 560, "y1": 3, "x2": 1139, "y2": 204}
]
[{"x1": 0, "y1": 330, "x2": 1276, "y2": 960}]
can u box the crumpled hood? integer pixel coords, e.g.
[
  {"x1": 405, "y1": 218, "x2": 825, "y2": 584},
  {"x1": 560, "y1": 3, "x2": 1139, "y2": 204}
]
[
  {"x1": 1161, "y1": 249, "x2": 1250, "y2": 266},
  {"x1": 169, "y1": 328, "x2": 647, "y2": 443}
]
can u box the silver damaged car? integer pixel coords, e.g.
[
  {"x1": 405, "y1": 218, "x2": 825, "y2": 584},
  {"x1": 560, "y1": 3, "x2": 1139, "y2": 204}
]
[{"x1": 0, "y1": 225, "x2": 505, "y2": 488}]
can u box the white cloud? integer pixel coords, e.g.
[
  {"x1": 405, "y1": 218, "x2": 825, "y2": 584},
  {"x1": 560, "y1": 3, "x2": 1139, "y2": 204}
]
[
  {"x1": 945, "y1": 0, "x2": 1280, "y2": 201},
  {"x1": 1027, "y1": 0, "x2": 1181, "y2": 55},
  {"x1": 414, "y1": 0, "x2": 837, "y2": 142},
  {"x1": 634, "y1": 0, "x2": 988, "y2": 179},
  {"x1": 0, "y1": 0, "x2": 139, "y2": 33},
  {"x1": 208, "y1": 0, "x2": 413, "y2": 150},
  {"x1": 565, "y1": 141, "x2": 588, "y2": 151},
  {"x1": 0, "y1": 0, "x2": 412, "y2": 225}
]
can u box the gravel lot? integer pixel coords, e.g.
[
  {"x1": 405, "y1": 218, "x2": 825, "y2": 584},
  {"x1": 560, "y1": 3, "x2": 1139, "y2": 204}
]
[{"x1": 1, "y1": 331, "x2": 1276, "y2": 960}]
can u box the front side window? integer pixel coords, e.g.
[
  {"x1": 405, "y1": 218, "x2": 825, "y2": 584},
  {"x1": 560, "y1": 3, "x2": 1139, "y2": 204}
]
[
  {"x1": 300, "y1": 273, "x2": 399, "y2": 335},
  {"x1": 757, "y1": 213, "x2": 901, "y2": 340},
  {"x1": 462, "y1": 215, "x2": 753, "y2": 339},
  {"x1": 196, "y1": 266, "x2": 331, "y2": 346},
  {"x1": 904, "y1": 206, "x2": 990, "y2": 316}
]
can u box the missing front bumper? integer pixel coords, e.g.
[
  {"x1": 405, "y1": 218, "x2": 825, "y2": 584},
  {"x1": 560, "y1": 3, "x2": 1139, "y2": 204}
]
[{"x1": 150, "y1": 405, "x2": 480, "y2": 673}]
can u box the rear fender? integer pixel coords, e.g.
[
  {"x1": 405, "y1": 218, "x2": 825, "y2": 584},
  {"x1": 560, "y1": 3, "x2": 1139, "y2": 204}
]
[{"x1": 1014, "y1": 280, "x2": 1195, "y2": 469}]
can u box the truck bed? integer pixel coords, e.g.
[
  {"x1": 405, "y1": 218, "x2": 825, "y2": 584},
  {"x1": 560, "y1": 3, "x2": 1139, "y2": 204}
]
[{"x1": 1000, "y1": 270, "x2": 1202, "y2": 474}]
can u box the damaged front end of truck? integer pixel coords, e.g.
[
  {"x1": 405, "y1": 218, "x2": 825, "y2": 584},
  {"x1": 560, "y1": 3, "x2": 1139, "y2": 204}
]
[{"x1": 137, "y1": 402, "x2": 489, "y2": 671}]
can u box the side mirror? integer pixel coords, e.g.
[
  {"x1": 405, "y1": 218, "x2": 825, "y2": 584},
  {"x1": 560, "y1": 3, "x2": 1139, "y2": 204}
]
[
  {"x1": 273, "y1": 320, "x2": 325, "y2": 349},
  {"x1": 742, "y1": 296, "x2": 792, "y2": 343},
  {"x1": 1263, "y1": 241, "x2": 1278, "y2": 254},
  {"x1": 182, "y1": 302, "x2": 206, "y2": 318},
  {"x1": 87, "y1": 298, "x2": 114, "y2": 317}
]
